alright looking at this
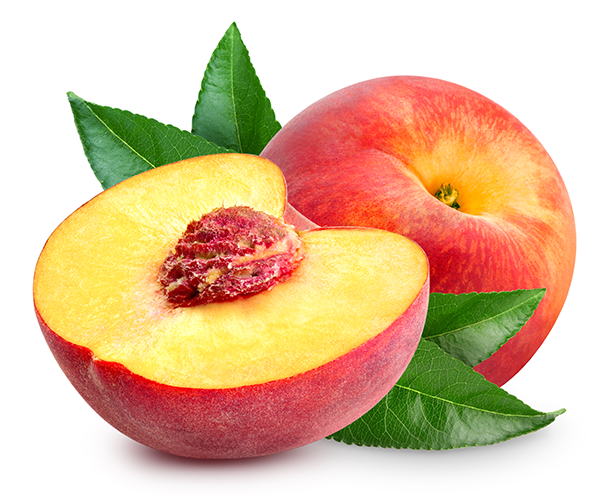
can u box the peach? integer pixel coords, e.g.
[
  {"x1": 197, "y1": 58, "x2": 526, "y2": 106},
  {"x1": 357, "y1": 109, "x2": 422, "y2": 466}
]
[
  {"x1": 33, "y1": 153, "x2": 429, "y2": 459},
  {"x1": 262, "y1": 76, "x2": 576, "y2": 386}
]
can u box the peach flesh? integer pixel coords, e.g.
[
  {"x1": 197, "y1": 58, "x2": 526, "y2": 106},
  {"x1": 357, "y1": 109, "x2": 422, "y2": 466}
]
[
  {"x1": 33, "y1": 153, "x2": 429, "y2": 458},
  {"x1": 37, "y1": 284, "x2": 428, "y2": 459},
  {"x1": 262, "y1": 76, "x2": 576, "y2": 386}
]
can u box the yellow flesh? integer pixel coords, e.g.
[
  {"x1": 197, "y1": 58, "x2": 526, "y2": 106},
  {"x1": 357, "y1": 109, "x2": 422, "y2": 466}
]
[{"x1": 34, "y1": 155, "x2": 427, "y2": 389}]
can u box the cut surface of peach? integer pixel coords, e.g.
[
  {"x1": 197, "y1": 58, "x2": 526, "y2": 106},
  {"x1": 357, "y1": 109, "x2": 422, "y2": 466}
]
[{"x1": 34, "y1": 154, "x2": 428, "y2": 389}]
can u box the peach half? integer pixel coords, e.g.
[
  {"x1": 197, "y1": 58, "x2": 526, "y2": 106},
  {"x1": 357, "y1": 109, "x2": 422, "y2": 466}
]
[{"x1": 33, "y1": 154, "x2": 429, "y2": 459}]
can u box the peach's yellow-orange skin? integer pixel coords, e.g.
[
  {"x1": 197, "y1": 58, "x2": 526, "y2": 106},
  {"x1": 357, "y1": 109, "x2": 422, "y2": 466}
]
[{"x1": 262, "y1": 76, "x2": 576, "y2": 386}]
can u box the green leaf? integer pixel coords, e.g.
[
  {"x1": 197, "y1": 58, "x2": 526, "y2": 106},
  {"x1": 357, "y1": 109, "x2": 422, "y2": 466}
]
[
  {"x1": 423, "y1": 289, "x2": 546, "y2": 367},
  {"x1": 68, "y1": 92, "x2": 232, "y2": 190},
  {"x1": 329, "y1": 339, "x2": 565, "y2": 450},
  {"x1": 191, "y1": 22, "x2": 281, "y2": 154}
]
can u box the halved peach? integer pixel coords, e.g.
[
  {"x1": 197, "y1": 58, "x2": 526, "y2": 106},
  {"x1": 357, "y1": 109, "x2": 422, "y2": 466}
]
[{"x1": 33, "y1": 153, "x2": 429, "y2": 459}]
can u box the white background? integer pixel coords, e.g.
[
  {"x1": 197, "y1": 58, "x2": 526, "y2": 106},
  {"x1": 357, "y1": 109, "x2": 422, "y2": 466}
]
[{"x1": 3, "y1": 1, "x2": 598, "y2": 498}]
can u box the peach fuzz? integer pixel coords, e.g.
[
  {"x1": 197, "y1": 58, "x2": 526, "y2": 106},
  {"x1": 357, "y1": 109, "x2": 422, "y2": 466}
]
[
  {"x1": 33, "y1": 153, "x2": 429, "y2": 459},
  {"x1": 262, "y1": 76, "x2": 576, "y2": 386}
]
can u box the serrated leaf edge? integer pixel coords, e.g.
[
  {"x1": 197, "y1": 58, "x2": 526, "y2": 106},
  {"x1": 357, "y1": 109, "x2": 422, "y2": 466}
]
[
  {"x1": 424, "y1": 288, "x2": 547, "y2": 341},
  {"x1": 191, "y1": 22, "x2": 281, "y2": 153},
  {"x1": 68, "y1": 92, "x2": 155, "y2": 177},
  {"x1": 192, "y1": 22, "x2": 245, "y2": 150},
  {"x1": 68, "y1": 91, "x2": 234, "y2": 189},
  {"x1": 328, "y1": 400, "x2": 565, "y2": 451}
]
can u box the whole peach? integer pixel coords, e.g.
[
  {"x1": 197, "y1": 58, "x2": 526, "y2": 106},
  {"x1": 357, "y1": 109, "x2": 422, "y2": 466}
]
[{"x1": 263, "y1": 76, "x2": 576, "y2": 386}]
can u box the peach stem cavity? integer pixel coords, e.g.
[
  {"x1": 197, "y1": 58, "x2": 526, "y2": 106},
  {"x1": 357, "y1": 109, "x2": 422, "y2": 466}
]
[
  {"x1": 434, "y1": 183, "x2": 460, "y2": 210},
  {"x1": 159, "y1": 206, "x2": 304, "y2": 307}
]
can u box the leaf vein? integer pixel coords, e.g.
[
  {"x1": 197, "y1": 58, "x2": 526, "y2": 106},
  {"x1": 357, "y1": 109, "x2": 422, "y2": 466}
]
[
  {"x1": 228, "y1": 32, "x2": 243, "y2": 152},
  {"x1": 425, "y1": 294, "x2": 541, "y2": 339},
  {"x1": 80, "y1": 98, "x2": 156, "y2": 169},
  {"x1": 394, "y1": 382, "x2": 541, "y2": 418}
]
